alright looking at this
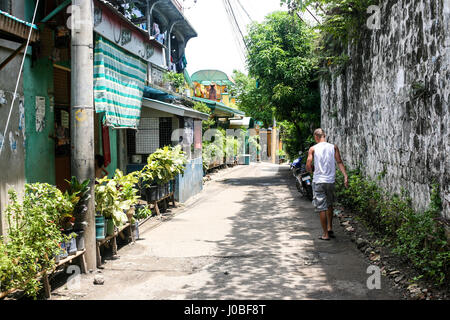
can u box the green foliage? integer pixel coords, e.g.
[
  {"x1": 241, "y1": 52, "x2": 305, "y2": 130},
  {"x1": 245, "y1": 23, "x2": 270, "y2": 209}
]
[
  {"x1": 142, "y1": 145, "x2": 187, "y2": 185},
  {"x1": 277, "y1": 149, "x2": 287, "y2": 157},
  {"x1": 65, "y1": 177, "x2": 91, "y2": 230},
  {"x1": 335, "y1": 171, "x2": 449, "y2": 285},
  {"x1": 112, "y1": 170, "x2": 140, "y2": 206},
  {"x1": 231, "y1": 70, "x2": 274, "y2": 128},
  {"x1": 193, "y1": 101, "x2": 211, "y2": 114},
  {"x1": 95, "y1": 175, "x2": 130, "y2": 227},
  {"x1": 202, "y1": 129, "x2": 248, "y2": 171},
  {"x1": 248, "y1": 135, "x2": 261, "y2": 152},
  {"x1": 193, "y1": 102, "x2": 215, "y2": 132},
  {"x1": 281, "y1": 0, "x2": 377, "y2": 44},
  {"x1": 134, "y1": 206, "x2": 152, "y2": 220},
  {"x1": 163, "y1": 72, "x2": 186, "y2": 92},
  {"x1": 245, "y1": 11, "x2": 321, "y2": 158},
  {"x1": 0, "y1": 183, "x2": 71, "y2": 298}
]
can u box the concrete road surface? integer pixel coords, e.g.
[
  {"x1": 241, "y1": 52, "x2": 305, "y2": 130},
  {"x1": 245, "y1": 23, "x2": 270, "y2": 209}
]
[{"x1": 51, "y1": 162, "x2": 400, "y2": 300}]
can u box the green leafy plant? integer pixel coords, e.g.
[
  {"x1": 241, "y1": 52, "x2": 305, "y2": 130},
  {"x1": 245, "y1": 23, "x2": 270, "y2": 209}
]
[
  {"x1": 95, "y1": 175, "x2": 129, "y2": 227},
  {"x1": 193, "y1": 102, "x2": 215, "y2": 132},
  {"x1": 134, "y1": 206, "x2": 152, "y2": 220},
  {"x1": 163, "y1": 71, "x2": 186, "y2": 93},
  {"x1": 277, "y1": 149, "x2": 287, "y2": 157},
  {"x1": 65, "y1": 177, "x2": 91, "y2": 230},
  {"x1": 0, "y1": 183, "x2": 72, "y2": 298},
  {"x1": 335, "y1": 171, "x2": 449, "y2": 285},
  {"x1": 142, "y1": 145, "x2": 187, "y2": 186},
  {"x1": 112, "y1": 170, "x2": 140, "y2": 206}
]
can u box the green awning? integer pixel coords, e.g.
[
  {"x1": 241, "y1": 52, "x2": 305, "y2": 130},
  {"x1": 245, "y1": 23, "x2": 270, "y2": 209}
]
[
  {"x1": 192, "y1": 97, "x2": 245, "y2": 118},
  {"x1": 184, "y1": 69, "x2": 193, "y2": 87},
  {"x1": 142, "y1": 98, "x2": 210, "y2": 121},
  {"x1": 191, "y1": 70, "x2": 235, "y2": 86}
]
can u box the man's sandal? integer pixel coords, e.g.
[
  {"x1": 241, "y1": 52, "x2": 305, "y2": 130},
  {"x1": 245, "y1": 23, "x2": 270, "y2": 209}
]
[
  {"x1": 328, "y1": 230, "x2": 335, "y2": 238},
  {"x1": 318, "y1": 236, "x2": 330, "y2": 241}
]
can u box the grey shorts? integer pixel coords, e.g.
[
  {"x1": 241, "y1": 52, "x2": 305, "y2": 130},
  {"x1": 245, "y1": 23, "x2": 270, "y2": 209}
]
[{"x1": 312, "y1": 183, "x2": 335, "y2": 212}]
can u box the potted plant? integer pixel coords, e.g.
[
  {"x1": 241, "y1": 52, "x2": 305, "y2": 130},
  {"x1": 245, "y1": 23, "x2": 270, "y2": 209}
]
[
  {"x1": 95, "y1": 175, "x2": 132, "y2": 231},
  {"x1": 2, "y1": 183, "x2": 73, "y2": 298},
  {"x1": 65, "y1": 177, "x2": 91, "y2": 245},
  {"x1": 112, "y1": 170, "x2": 141, "y2": 222},
  {"x1": 95, "y1": 215, "x2": 106, "y2": 240},
  {"x1": 141, "y1": 146, "x2": 187, "y2": 201}
]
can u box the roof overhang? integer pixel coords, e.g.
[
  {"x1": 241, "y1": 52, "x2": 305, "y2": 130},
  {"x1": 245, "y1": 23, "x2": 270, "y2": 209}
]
[
  {"x1": 142, "y1": 98, "x2": 210, "y2": 120},
  {"x1": 192, "y1": 97, "x2": 245, "y2": 118},
  {"x1": 151, "y1": 1, "x2": 197, "y2": 41},
  {"x1": 230, "y1": 117, "x2": 254, "y2": 129},
  {"x1": 96, "y1": 0, "x2": 165, "y2": 49},
  {"x1": 191, "y1": 70, "x2": 235, "y2": 86},
  {"x1": 0, "y1": 10, "x2": 39, "y2": 43}
]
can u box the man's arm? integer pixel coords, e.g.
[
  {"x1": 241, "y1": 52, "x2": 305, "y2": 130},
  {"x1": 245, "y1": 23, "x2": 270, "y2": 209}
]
[
  {"x1": 335, "y1": 145, "x2": 348, "y2": 188},
  {"x1": 306, "y1": 147, "x2": 314, "y2": 174}
]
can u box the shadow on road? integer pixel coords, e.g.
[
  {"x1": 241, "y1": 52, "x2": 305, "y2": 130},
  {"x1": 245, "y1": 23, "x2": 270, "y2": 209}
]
[{"x1": 183, "y1": 164, "x2": 399, "y2": 300}]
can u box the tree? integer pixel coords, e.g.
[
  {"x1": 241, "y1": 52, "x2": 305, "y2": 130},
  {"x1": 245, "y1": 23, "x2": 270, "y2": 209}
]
[
  {"x1": 245, "y1": 11, "x2": 320, "y2": 159},
  {"x1": 230, "y1": 70, "x2": 273, "y2": 128}
]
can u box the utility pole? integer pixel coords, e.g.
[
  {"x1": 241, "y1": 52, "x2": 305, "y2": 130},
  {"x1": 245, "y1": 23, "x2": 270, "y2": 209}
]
[{"x1": 71, "y1": 0, "x2": 96, "y2": 270}]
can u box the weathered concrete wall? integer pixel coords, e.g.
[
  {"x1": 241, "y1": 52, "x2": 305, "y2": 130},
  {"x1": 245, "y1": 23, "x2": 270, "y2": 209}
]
[
  {"x1": 175, "y1": 157, "x2": 203, "y2": 203},
  {"x1": 320, "y1": 0, "x2": 450, "y2": 218},
  {"x1": 0, "y1": 40, "x2": 27, "y2": 235}
]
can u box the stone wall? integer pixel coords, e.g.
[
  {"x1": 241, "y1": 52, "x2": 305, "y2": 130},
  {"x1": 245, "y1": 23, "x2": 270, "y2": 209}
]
[{"x1": 320, "y1": 0, "x2": 450, "y2": 218}]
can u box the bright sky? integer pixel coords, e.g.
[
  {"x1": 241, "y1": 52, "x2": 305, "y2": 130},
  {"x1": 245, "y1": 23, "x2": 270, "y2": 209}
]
[{"x1": 184, "y1": 0, "x2": 287, "y2": 78}]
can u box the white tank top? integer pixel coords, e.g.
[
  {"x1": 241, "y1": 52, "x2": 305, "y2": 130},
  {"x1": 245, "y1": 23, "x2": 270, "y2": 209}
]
[{"x1": 313, "y1": 142, "x2": 336, "y2": 183}]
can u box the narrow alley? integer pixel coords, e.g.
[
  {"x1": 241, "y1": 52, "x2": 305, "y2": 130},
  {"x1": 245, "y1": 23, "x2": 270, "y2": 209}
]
[{"x1": 51, "y1": 162, "x2": 400, "y2": 300}]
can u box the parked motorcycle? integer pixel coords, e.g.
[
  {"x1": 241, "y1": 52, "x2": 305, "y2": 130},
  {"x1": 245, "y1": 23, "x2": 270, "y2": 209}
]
[{"x1": 290, "y1": 152, "x2": 313, "y2": 201}]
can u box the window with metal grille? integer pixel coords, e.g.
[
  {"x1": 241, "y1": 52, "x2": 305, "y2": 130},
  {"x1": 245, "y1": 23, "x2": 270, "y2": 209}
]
[
  {"x1": 159, "y1": 117, "x2": 172, "y2": 148},
  {"x1": 126, "y1": 129, "x2": 136, "y2": 156}
]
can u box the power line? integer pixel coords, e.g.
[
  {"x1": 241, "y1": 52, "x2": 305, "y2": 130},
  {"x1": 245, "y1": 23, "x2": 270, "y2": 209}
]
[
  {"x1": 235, "y1": 0, "x2": 252, "y2": 22},
  {"x1": 304, "y1": 6, "x2": 321, "y2": 25},
  {"x1": 222, "y1": 0, "x2": 246, "y2": 61},
  {"x1": 225, "y1": 0, "x2": 247, "y2": 51},
  {"x1": 0, "y1": 0, "x2": 40, "y2": 156}
]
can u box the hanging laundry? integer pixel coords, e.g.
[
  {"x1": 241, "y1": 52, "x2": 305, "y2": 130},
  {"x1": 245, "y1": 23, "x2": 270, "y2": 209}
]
[
  {"x1": 156, "y1": 33, "x2": 165, "y2": 44},
  {"x1": 152, "y1": 23, "x2": 160, "y2": 37}
]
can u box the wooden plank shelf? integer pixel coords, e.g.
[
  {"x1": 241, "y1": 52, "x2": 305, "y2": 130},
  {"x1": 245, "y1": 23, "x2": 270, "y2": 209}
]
[
  {"x1": 149, "y1": 192, "x2": 176, "y2": 216},
  {"x1": 0, "y1": 249, "x2": 87, "y2": 300},
  {"x1": 96, "y1": 222, "x2": 135, "y2": 267}
]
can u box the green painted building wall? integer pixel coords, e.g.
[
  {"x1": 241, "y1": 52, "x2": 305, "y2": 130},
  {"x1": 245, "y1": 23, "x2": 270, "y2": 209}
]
[
  {"x1": 23, "y1": 57, "x2": 55, "y2": 184},
  {"x1": 24, "y1": 0, "x2": 55, "y2": 184}
]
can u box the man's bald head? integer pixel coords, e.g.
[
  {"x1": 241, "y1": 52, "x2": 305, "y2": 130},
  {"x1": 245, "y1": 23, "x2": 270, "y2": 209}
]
[{"x1": 314, "y1": 128, "x2": 326, "y2": 139}]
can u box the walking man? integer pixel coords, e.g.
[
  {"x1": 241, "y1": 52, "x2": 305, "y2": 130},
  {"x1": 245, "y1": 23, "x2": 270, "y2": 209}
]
[{"x1": 306, "y1": 129, "x2": 348, "y2": 240}]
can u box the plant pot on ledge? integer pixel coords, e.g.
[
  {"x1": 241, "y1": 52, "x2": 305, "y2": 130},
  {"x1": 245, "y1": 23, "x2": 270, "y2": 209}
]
[
  {"x1": 146, "y1": 185, "x2": 158, "y2": 201},
  {"x1": 106, "y1": 218, "x2": 115, "y2": 236}
]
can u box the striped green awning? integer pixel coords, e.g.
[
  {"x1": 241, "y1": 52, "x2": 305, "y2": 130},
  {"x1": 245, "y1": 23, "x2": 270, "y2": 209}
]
[{"x1": 94, "y1": 35, "x2": 147, "y2": 128}]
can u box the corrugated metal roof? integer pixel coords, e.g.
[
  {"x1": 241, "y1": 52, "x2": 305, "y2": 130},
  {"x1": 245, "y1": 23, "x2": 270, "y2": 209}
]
[
  {"x1": 143, "y1": 98, "x2": 210, "y2": 120},
  {"x1": 192, "y1": 96, "x2": 245, "y2": 118},
  {"x1": 0, "y1": 9, "x2": 39, "y2": 42}
]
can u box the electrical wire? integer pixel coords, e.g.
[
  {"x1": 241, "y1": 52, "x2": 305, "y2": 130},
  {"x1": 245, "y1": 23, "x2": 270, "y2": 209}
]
[
  {"x1": 225, "y1": 0, "x2": 247, "y2": 51},
  {"x1": 222, "y1": 0, "x2": 246, "y2": 64},
  {"x1": 235, "y1": 0, "x2": 252, "y2": 22},
  {"x1": 0, "y1": 0, "x2": 40, "y2": 156}
]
